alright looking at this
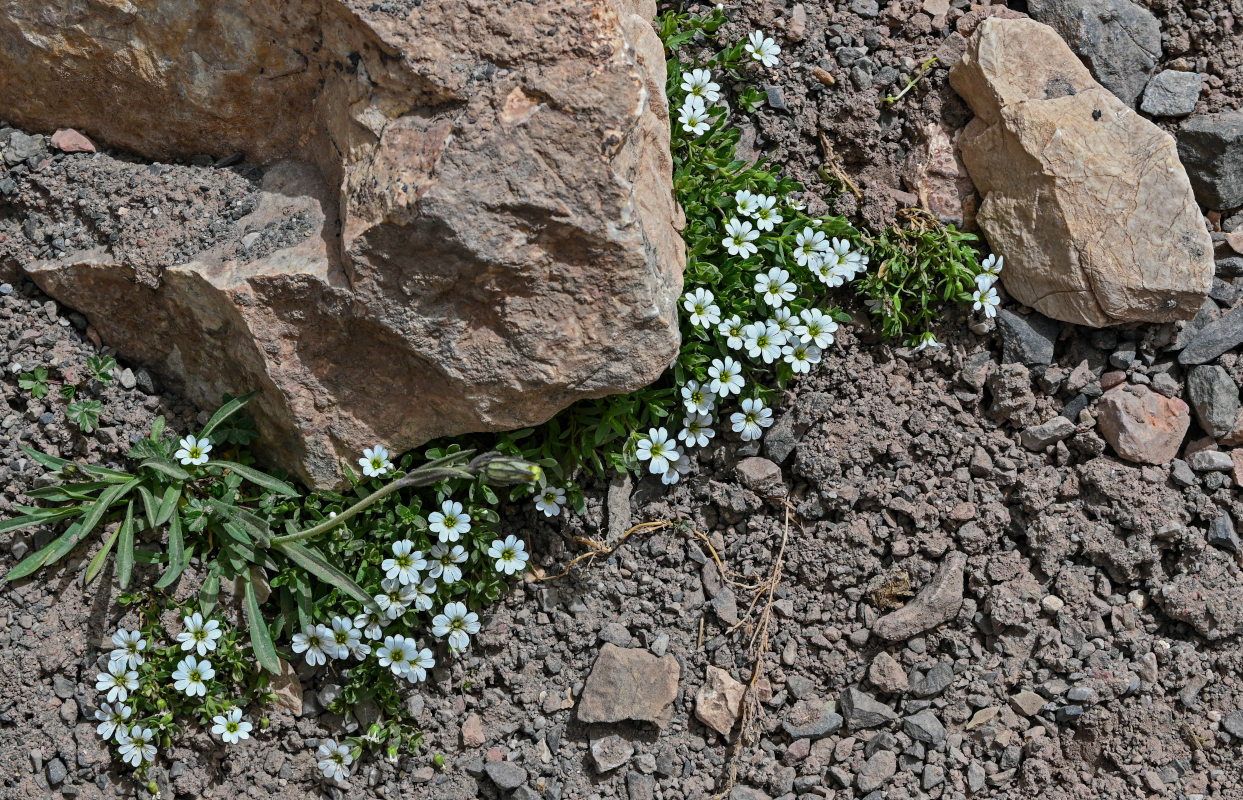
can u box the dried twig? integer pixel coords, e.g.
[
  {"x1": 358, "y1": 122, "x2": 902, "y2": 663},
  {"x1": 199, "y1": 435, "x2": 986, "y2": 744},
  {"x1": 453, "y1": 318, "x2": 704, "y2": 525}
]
[{"x1": 817, "y1": 131, "x2": 862, "y2": 200}]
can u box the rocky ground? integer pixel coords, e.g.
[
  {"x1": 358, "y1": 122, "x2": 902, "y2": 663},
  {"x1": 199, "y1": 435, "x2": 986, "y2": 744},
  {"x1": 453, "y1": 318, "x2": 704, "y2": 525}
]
[{"x1": 4, "y1": 1, "x2": 1243, "y2": 800}]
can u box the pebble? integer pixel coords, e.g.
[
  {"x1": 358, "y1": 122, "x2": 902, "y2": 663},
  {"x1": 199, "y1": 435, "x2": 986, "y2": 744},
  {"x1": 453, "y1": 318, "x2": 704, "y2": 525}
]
[
  {"x1": 590, "y1": 734, "x2": 634, "y2": 773},
  {"x1": 839, "y1": 687, "x2": 898, "y2": 729},
  {"x1": 1188, "y1": 449, "x2": 1233, "y2": 472},
  {"x1": 47, "y1": 757, "x2": 67, "y2": 786},
  {"x1": 996, "y1": 309, "x2": 1058, "y2": 367},
  {"x1": 483, "y1": 761, "x2": 526, "y2": 791},
  {"x1": 1223, "y1": 711, "x2": 1243, "y2": 738},
  {"x1": 910, "y1": 661, "x2": 954, "y2": 698},
  {"x1": 867, "y1": 652, "x2": 908, "y2": 694},
  {"x1": 1187, "y1": 365, "x2": 1239, "y2": 438},
  {"x1": 1140, "y1": 69, "x2": 1201, "y2": 116},
  {"x1": 1207, "y1": 514, "x2": 1241, "y2": 554},
  {"x1": 1010, "y1": 690, "x2": 1047, "y2": 716},
  {"x1": 903, "y1": 710, "x2": 947, "y2": 746},
  {"x1": 1020, "y1": 416, "x2": 1076, "y2": 450},
  {"x1": 856, "y1": 751, "x2": 896, "y2": 792},
  {"x1": 871, "y1": 552, "x2": 966, "y2": 640},
  {"x1": 1178, "y1": 304, "x2": 1243, "y2": 365},
  {"x1": 781, "y1": 700, "x2": 843, "y2": 740}
]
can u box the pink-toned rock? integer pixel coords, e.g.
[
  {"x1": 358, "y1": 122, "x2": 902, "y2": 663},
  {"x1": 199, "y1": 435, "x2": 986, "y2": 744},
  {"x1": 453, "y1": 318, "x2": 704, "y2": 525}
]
[
  {"x1": 902, "y1": 122, "x2": 978, "y2": 228},
  {"x1": 1232, "y1": 449, "x2": 1243, "y2": 485},
  {"x1": 461, "y1": 713, "x2": 485, "y2": 748},
  {"x1": 578, "y1": 644, "x2": 680, "y2": 729},
  {"x1": 695, "y1": 666, "x2": 746, "y2": 736},
  {"x1": 50, "y1": 128, "x2": 95, "y2": 153},
  {"x1": 1096, "y1": 385, "x2": 1191, "y2": 464}
]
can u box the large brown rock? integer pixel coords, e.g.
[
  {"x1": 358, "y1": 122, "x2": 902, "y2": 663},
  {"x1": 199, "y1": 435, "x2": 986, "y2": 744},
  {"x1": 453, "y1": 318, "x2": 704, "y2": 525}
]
[
  {"x1": 949, "y1": 18, "x2": 1212, "y2": 328},
  {"x1": 1096, "y1": 384, "x2": 1191, "y2": 464},
  {"x1": 1, "y1": 0, "x2": 683, "y2": 488},
  {"x1": 578, "y1": 644, "x2": 680, "y2": 729}
]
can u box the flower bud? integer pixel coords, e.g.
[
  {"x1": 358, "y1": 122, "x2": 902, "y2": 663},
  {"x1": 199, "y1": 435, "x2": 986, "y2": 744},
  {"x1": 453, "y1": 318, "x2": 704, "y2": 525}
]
[{"x1": 469, "y1": 453, "x2": 541, "y2": 486}]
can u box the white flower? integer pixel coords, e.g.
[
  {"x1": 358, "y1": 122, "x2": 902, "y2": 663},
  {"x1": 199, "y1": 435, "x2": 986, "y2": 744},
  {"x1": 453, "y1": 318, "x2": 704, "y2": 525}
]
[
  {"x1": 782, "y1": 342, "x2": 822, "y2": 374},
  {"x1": 171, "y1": 655, "x2": 215, "y2": 697},
  {"x1": 980, "y1": 253, "x2": 1004, "y2": 279},
  {"x1": 428, "y1": 499, "x2": 471, "y2": 543},
  {"x1": 381, "y1": 539, "x2": 426, "y2": 586},
  {"x1": 661, "y1": 450, "x2": 694, "y2": 485},
  {"x1": 745, "y1": 30, "x2": 781, "y2": 67},
  {"x1": 683, "y1": 288, "x2": 721, "y2": 328},
  {"x1": 428, "y1": 542, "x2": 467, "y2": 584},
  {"x1": 376, "y1": 634, "x2": 419, "y2": 677},
  {"x1": 317, "y1": 738, "x2": 354, "y2": 782},
  {"x1": 735, "y1": 189, "x2": 760, "y2": 217},
  {"x1": 109, "y1": 628, "x2": 147, "y2": 670},
  {"x1": 768, "y1": 307, "x2": 796, "y2": 339},
  {"x1": 730, "y1": 397, "x2": 774, "y2": 442},
  {"x1": 117, "y1": 725, "x2": 156, "y2": 767},
  {"x1": 742, "y1": 321, "x2": 786, "y2": 364},
  {"x1": 812, "y1": 258, "x2": 843, "y2": 287},
  {"x1": 328, "y1": 616, "x2": 361, "y2": 659},
  {"x1": 176, "y1": 612, "x2": 222, "y2": 656},
  {"x1": 636, "y1": 427, "x2": 679, "y2": 475},
  {"x1": 432, "y1": 602, "x2": 481, "y2": 652},
  {"x1": 678, "y1": 95, "x2": 711, "y2": 136},
  {"x1": 755, "y1": 267, "x2": 795, "y2": 308},
  {"x1": 405, "y1": 648, "x2": 436, "y2": 683},
  {"x1": 681, "y1": 68, "x2": 721, "y2": 102},
  {"x1": 796, "y1": 308, "x2": 838, "y2": 349},
  {"x1": 353, "y1": 609, "x2": 389, "y2": 641},
  {"x1": 722, "y1": 217, "x2": 759, "y2": 258},
  {"x1": 973, "y1": 285, "x2": 1001, "y2": 318},
  {"x1": 96, "y1": 662, "x2": 138, "y2": 704},
  {"x1": 359, "y1": 445, "x2": 393, "y2": 478},
  {"x1": 708, "y1": 357, "x2": 745, "y2": 397},
  {"x1": 535, "y1": 486, "x2": 566, "y2": 517},
  {"x1": 211, "y1": 707, "x2": 253, "y2": 744},
  {"x1": 752, "y1": 194, "x2": 783, "y2": 231},
  {"x1": 913, "y1": 333, "x2": 945, "y2": 352},
  {"x1": 974, "y1": 272, "x2": 997, "y2": 292},
  {"x1": 678, "y1": 413, "x2": 715, "y2": 448},
  {"x1": 412, "y1": 577, "x2": 437, "y2": 612},
  {"x1": 681, "y1": 379, "x2": 716, "y2": 414},
  {"x1": 718, "y1": 314, "x2": 746, "y2": 350},
  {"x1": 375, "y1": 577, "x2": 414, "y2": 620},
  {"x1": 487, "y1": 535, "x2": 530, "y2": 576},
  {"x1": 788, "y1": 196, "x2": 807, "y2": 212},
  {"x1": 95, "y1": 702, "x2": 132, "y2": 742},
  {"x1": 174, "y1": 434, "x2": 211, "y2": 466},
  {"x1": 291, "y1": 624, "x2": 333, "y2": 666},
  {"x1": 793, "y1": 227, "x2": 826, "y2": 267}
]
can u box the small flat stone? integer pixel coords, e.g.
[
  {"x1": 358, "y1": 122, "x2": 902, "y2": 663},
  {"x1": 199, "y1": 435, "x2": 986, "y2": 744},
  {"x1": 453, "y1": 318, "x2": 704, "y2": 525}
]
[
  {"x1": 781, "y1": 700, "x2": 844, "y2": 740},
  {"x1": 1188, "y1": 449, "x2": 1233, "y2": 472},
  {"x1": 736, "y1": 456, "x2": 784, "y2": 496},
  {"x1": 1223, "y1": 711, "x2": 1243, "y2": 738},
  {"x1": 966, "y1": 706, "x2": 1000, "y2": 730},
  {"x1": 871, "y1": 552, "x2": 966, "y2": 640},
  {"x1": 910, "y1": 661, "x2": 954, "y2": 698},
  {"x1": 996, "y1": 309, "x2": 1058, "y2": 367},
  {"x1": 461, "y1": 713, "x2": 485, "y2": 747},
  {"x1": 1178, "y1": 304, "x2": 1243, "y2": 365},
  {"x1": 1010, "y1": 690, "x2": 1048, "y2": 716},
  {"x1": 839, "y1": 687, "x2": 898, "y2": 730},
  {"x1": 867, "y1": 652, "x2": 909, "y2": 694},
  {"x1": 1020, "y1": 416, "x2": 1076, "y2": 450},
  {"x1": 1207, "y1": 514, "x2": 1241, "y2": 554},
  {"x1": 484, "y1": 762, "x2": 526, "y2": 791},
  {"x1": 1140, "y1": 70, "x2": 1201, "y2": 117},
  {"x1": 591, "y1": 734, "x2": 635, "y2": 773},
  {"x1": 1097, "y1": 384, "x2": 1190, "y2": 465},
  {"x1": 50, "y1": 128, "x2": 96, "y2": 153},
  {"x1": 1179, "y1": 112, "x2": 1243, "y2": 210},
  {"x1": 1187, "y1": 364, "x2": 1239, "y2": 438},
  {"x1": 578, "y1": 644, "x2": 680, "y2": 729},
  {"x1": 903, "y1": 710, "x2": 947, "y2": 746},
  {"x1": 856, "y1": 750, "x2": 897, "y2": 793},
  {"x1": 46, "y1": 758, "x2": 67, "y2": 786},
  {"x1": 695, "y1": 666, "x2": 746, "y2": 737}
]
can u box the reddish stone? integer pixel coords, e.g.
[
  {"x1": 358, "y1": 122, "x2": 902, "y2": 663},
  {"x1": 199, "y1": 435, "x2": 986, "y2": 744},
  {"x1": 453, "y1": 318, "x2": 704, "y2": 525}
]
[
  {"x1": 50, "y1": 128, "x2": 95, "y2": 153},
  {"x1": 1097, "y1": 384, "x2": 1191, "y2": 465}
]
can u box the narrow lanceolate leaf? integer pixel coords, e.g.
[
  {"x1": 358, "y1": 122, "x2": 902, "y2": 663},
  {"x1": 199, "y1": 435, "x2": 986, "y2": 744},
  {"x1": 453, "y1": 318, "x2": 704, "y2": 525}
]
[
  {"x1": 0, "y1": 506, "x2": 86, "y2": 535},
  {"x1": 199, "y1": 391, "x2": 257, "y2": 439},
  {"x1": 137, "y1": 485, "x2": 159, "y2": 531},
  {"x1": 141, "y1": 459, "x2": 190, "y2": 482},
  {"x1": 4, "y1": 478, "x2": 139, "y2": 581},
  {"x1": 25, "y1": 481, "x2": 113, "y2": 502},
  {"x1": 199, "y1": 567, "x2": 220, "y2": 617},
  {"x1": 85, "y1": 526, "x2": 121, "y2": 586},
  {"x1": 20, "y1": 445, "x2": 71, "y2": 472},
  {"x1": 207, "y1": 499, "x2": 271, "y2": 548},
  {"x1": 155, "y1": 485, "x2": 181, "y2": 527},
  {"x1": 154, "y1": 514, "x2": 186, "y2": 590},
  {"x1": 4, "y1": 522, "x2": 81, "y2": 582},
  {"x1": 275, "y1": 541, "x2": 377, "y2": 611},
  {"x1": 292, "y1": 571, "x2": 313, "y2": 633},
  {"x1": 205, "y1": 460, "x2": 298, "y2": 497},
  {"x1": 116, "y1": 501, "x2": 136, "y2": 590},
  {"x1": 245, "y1": 568, "x2": 281, "y2": 675}
]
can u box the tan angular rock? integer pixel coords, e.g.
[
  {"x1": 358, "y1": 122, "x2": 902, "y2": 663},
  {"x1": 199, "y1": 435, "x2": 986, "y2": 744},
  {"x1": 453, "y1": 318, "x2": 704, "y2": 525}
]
[
  {"x1": 1096, "y1": 384, "x2": 1191, "y2": 464},
  {"x1": 578, "y1": 644, "x2": 680, "y2": 729},
  {"x1": 3, "y1": 0, "x2": 683, "y2": 488},
  {"x1": 695, "y1": 666, "x2": 746, "y2": 736},
  {"x1": 269, "y1": 659, "x2": 303, "y2": 717},
  {"x1": 949, "y1": 18, "x2": 1213, "y2": 327}
]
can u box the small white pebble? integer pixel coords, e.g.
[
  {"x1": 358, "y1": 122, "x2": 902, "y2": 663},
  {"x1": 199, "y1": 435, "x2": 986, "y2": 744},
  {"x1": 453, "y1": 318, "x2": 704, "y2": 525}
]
[
  {"x1": 1040, "y1": 595, "x2": 1065, "y2": 613},
  {"x1": 1127, "y1": 590, "x2": 1146, "y2": 610}
]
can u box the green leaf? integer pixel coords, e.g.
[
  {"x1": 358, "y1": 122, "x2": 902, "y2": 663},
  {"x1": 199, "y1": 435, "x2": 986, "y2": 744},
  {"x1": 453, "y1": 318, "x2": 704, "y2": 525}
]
[
  {"x1": 20, "y1": 445, "x2": 71, "y2": 472},
  {"x1": 200, "y1": 567, "x2": 220, "y2": 617},
  {"x1": 154, "y1": 514, "x2": 187, "y2": 590},
  {"x1": 66, "y1": 400, "x2": 102, "y2": 433},
  {"x1": 137, "y1": 485, "x2": 159, "y2": 531},
  {"x1": 205, "y1": 460, "x2": 298, "y2": 497},
  {"x1": 0, "y1": 506, "x2": 86, "y2": 535},
  {"x1": 141, "y1": 459, "x2": 190, "y2": 482},
  {"x1": 275, "y1": 541, "x2": 378, "y2": 611},
  {"x1": 208, "y1": 499, "x2": 271, "y2": 548},
  {"x1": 4, "y1": 477, "x2": 139, "y2": 581},
  {"x1": 244, "y1": 568, "x2": 281, "y2": 675},
  {"x1": 116, "y1": 501, "x2": 136, "y2": 590},
  {"x1": 85, "y1": 526, "x2": 121, "y2": 585},
  {"x1": 150, "y1": 416, "x2": 166, "y2": 443},
  {"x1": 25, "y1": 481, "x2": 112, "y2": 502},
  {"x1": 155, "y1": 485, "x2": 181, "y2": 526},
  {"x1": 199, "y1": 391, "x2": 257, "y2": 440}
]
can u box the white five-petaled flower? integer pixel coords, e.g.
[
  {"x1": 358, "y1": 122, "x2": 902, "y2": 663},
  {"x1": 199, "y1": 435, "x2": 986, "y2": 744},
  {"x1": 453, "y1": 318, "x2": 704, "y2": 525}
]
[
  {"x1": 176, "y1": 612, "x2": 222, "y2": 656},
  {"x1": 718, "y1": 314, "x2": 746, "y2": 350},
  {"x1": 722, "y1": 217, "x2": 759, "y2": 258},
  {"x1": 980, "y1": 253, "x2": 1004, "y2": 280},
  {"x1": 109, "y1": 628, "x2": 147, "y2": 670},
  {"x1": 683, "y1": 288, "x2": 721, "y2": 328},
  {"x1": 796, "y1": 308, "x2": 838, "y2": 349},
  {"x1": 913, "y1": 333, "x2": 944, "y2": 352},
  {"x1": 735, "y1": 189, "x2": 760, "y2": 217},
  {"x1": 404, "y1": 648, "x2": 436, "y2": 683},
  {"x1": 292, "y1": 624, "x2": 334, "y2": 666},
  {"x1": 353, "y1": 609, "x2": 389, "y2": 641},
  {"x1": 375, "y1": 577, "x2": 417, "y2": 620},
  {"x1": 678, "y1": 96, "x2": 711, "y2": 136},
  {"x1": 731, "y1": 397, "x2": 774, "y2": 442},
  {"x1": 329, "y1": 616, "x2": 361, "y2": 659},
  {"x1": 117, "y1": 725, "x2": 156, "y2": 767},
  {"x1": 359, "y1": 445, "x2": 393, "y2": 478},
  {"x1": 317, "y1": 738, "x2": 354, "y2": 782},
  {"x1": 535, "y1": 486, "x2": 567, "y2": 517},
  {"x1": 975, "y1": 272, "x2": 997, "y2": 292},
  {"x1": 428, "y1": 499, "x2": 471, "y2": 542},
  {"x1": 708, "y1": 357, "x2": 745, "y2": 397},
  {"x1": 679, "y1": 413, "x2": 715, "y2": 448},
  {"x1": 412, "y1": 577, "x2": 437, "y2": 612},
  {"x1": 973, "y1": 285, "x2": 1001, "y2": 318},
  {"x1": 96, "y1": 661, "x2": 138, "y2": 704},
  {"x1": 636, "y1": 427, "x2": 679, "y2": 475},
  {"x1": 94, "y1": 702, "x2": 132, "y2": 742},
  {"x1": 432, "y1": 602, "x2": 481, "y2": 652},
  {"x1": 171, "y1": 654, "x2": 215, "y2": 697},
  {"x1": 174, "y1": 434, "x2": 211, "y2": 466},
  {"x1": 661, "y1": 450, "x2": 694, "y2": 485},
  {"x1": 428, "y1": 542, "x2": 468, "y2": 584},
  {"x1": 768, "y1": 307, "x2": 796, "y2": 338},
  {"x1": 487, "y1": 535, "x2": 530, "y2": 576},
  {"x1": 681, "y1": 68, "x2": 721, "y2": 102},
  {"x1": 211, "y1": 707, "x2": 253, "y2": 744},
  {"x1": 376, "y1": 634, "x2": 419, "y2": 677},
  {"x1": 381, "y1": 539, "x2": 426, "y2": 586},
  {"x1": 793, "y1": 226, "x2": 826, "y2": 267},
  {"x1": 681, "y1": 379, "x2": 716, "y2": 415},
  {"x1": 752, "y1": 194, "x2": 783, "y2": 231},
  {"x1": 745, "y1": 30, "x2": 781, "y2": 67},
  {"x1": 742, "y1": 321, "x2": 786, "y2": 364},
  {"x1": 783, "y1": 341, "x2": 822, "y2": 374}
]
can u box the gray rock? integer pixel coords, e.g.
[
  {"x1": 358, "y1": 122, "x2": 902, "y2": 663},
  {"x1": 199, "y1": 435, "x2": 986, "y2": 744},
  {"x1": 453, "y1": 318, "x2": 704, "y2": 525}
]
[
  {"x1": 729, "y1": 787, "x2": 772, "y2": 800},
  {"x1": 781, "y1": 700, "x2": 844, "y2": 740},
  {"x1": 1178, "y1": 304, "x2": 1243, "y2": 365},
  {"x1": 1179, "y1": 112, "x2": 1243, "y2": 209},
  {"x1": 512, "y1": 787, "x2": 542, "y2": 800},
  {"x1": 1223, "y1": 711, "x2": 1243, "y2": 738},
  {"x1": 1020, "y1": 416, "x2": 1076, "y2": 450},
  {"x1": 997, "y1": 309, "x2": 1058, "y2": 367},
  {"x1": 591, "y1": 734, "x2": 635, "y2": 773},
  {"x1": 1140, "y1": 70, "x2": 1201, "y2": 117},
  {"x1": 923, "y1": 763, "x2": 946, "y2": 789},
  {"x1": 839, "y1": 687, "x2": 898, "y2": 729},
  {"x1": 3, "y1": 131, "x2": 42, "y2": 164},
  {"x1": 1188, "y1": 449, "x2": 1232, "y2": 472},
  {"x1": 1055, "y1": 704, "x2": 1084, "y2": 721},
  {"x1": 735, "y1": 456, "x2": 784, "y2": 496},
  {"x1": 1027, "y1": 0, "x2": 1161, "y2": 107},
  {"x1": 1207, "y1": 514, "x2": 1240, "y2": 554},
  {"x1": 1171, "y1": 459, "x2": 1196, "y2": 486},
  {"x1": 871, "y1": 551, "x2": 966, "y2": 640},
  {"x1": 1187, "y1": 365, "x2": 1240, "y2": 438},
  {"x1": 761, "y1": 413, "x2": 798, "y2": 464},
  {"x1": 317, "y1": 683, "x2": 342, "y2": 709},
  {"x1": 626, "y1": 771, "x2": 656, "y2": 800},
  {"x1": 53, "y1": 676, "x2": 77, "y2": 699},
  {"x1": 850, "y1": 0, "x2": 879, "y2": 16},
  {"x1": 1218, "y1": 254, "x2": 1243, "y2": 279},
  {"x1": 47, "y1": 758, "x2": 67, "y2": 786},
  {"x1": 967, "y1": 761, "x2": 987, "y2": 793},
  {"x1": 856, "y1": 750, "x2": 897, "y2": 792},
  {"x1": 911, "y1": 661, "x2": 954, "y2": 697},
  {"x1": 483, "y1": 761, "x2": 526, "y2": 791},
  {"x1": 903, "y1": 710, "x2": 947, "y2": 746}
]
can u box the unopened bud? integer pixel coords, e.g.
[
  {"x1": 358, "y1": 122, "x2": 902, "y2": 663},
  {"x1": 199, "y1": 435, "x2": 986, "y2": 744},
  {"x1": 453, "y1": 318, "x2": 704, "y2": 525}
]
[{"x1": 470, "y1": 453, "x2": 541, "y2": 486}]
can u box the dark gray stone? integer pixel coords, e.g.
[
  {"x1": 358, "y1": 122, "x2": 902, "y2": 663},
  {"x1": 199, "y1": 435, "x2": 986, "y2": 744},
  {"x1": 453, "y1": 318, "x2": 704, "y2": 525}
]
[
  {"x1": 484, "y1": 762, "x2": 526, "y2": 791},
  {"x1": 1177, "y1": 304, "x2": 1243, "y2": 366},
  {"x1": 1224, "y1": 711, "x2": 1243, "y2": 738},
  {"x1": 1140, "y1": 70, "x2": 1201, "y2": 117},
  {"x1": 1188, "y1": 449, "x2": 1232, "y2": 472},
  {"x1": 1027, "y1": 0, "x2": 1161, "y2": 107},
  {"x1": 47, "y1": 758, "x2": 67, "y2": 786},
  {"x1": 839, "y1": 687, "x2": 898, "y2": 729},
  {"x1": 997, "y1": 309, "x2": 1058, "y2": 367},
  {"x1": 1170, "y1": 459, "x2": 1196, "y2": 487},
  {"x1": 53, "y1": 676, "x2": 76, "y2": 699},
  {"x1": 763, "y1": 85, "x2": 787, "y2": 111},
  {"x1": 1055, "y1": 704, "x2": 1084, "y2": 722},
  {"x1": 1218, "y1": 255, "x2": 1243, "y2": 279},
  {"x1": 911, "y1": 661, "x2": 954, "y2": 698},
  {"x1": 1207, "y1": 514, "x2": 1241, "y2": 554},
  {"x1": 903, "y1": 710, "x2": 947, "y2": 746},
  {"x1": 626, "y1": 771, "x2": 656, "y2": 800},
  {"x1": 1178, "y1": 112, "x2": 1243, "y2": 209},
  {"x1": 1020, "y1": 416, "x2": 1076, "y2": 450},
  {"x1": 850, "y1": 0, "x2": 879, "y2": 16},
  {"x1": 1187, "y1": 365, "x2": 1239, "y2": 438},
  {"x1": 1060, "y1": 393, "x2": 1090, "y2": 421},
  {"x1": 781, "y1": 701, "x2": 844, "y2": 740},
  {"x1": 857, "y1": 751, "x2": 897, "y2": 792}
]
